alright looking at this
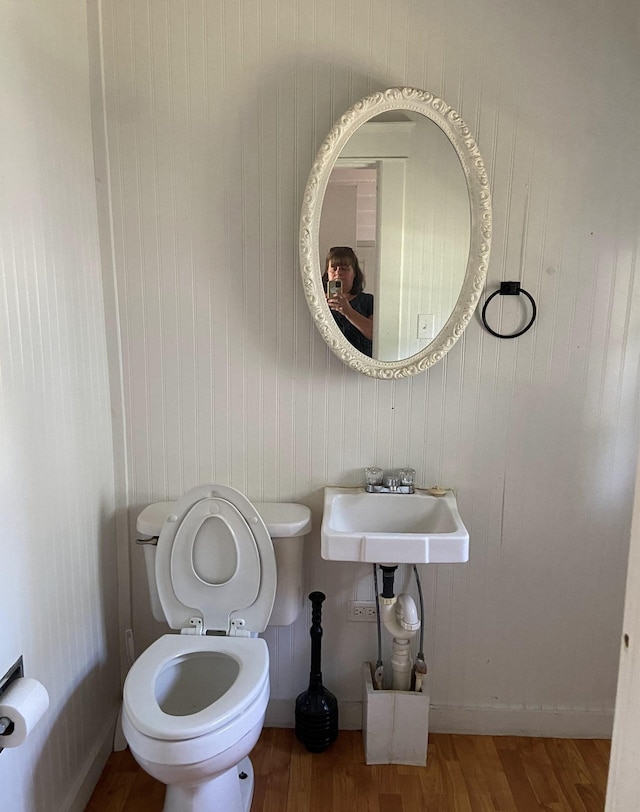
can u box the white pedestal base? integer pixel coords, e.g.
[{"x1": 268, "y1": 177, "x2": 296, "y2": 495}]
[
  {"x1": 163, "y1": 757, "x2": 253, "y2": 812},
  {"x1": 362, "y1": 662, "x2": 430, "y2": 766}
]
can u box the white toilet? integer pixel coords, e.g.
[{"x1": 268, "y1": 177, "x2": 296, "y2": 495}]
[{"x1": 122, "y1": 484, "x2": 311, "y2": 812}]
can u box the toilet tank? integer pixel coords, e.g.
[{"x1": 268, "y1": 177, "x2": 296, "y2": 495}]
[{"x1": 136, "y1": 499, "x2": 311, "y2": 628}]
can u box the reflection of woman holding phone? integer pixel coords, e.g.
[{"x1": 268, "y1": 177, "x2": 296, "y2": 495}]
[{"x1": 323, "y1": 246, "x2": 374, "y2": 357}]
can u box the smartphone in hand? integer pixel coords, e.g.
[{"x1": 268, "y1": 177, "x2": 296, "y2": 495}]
[{"x1": 327, "y1": 280, "x2": 342, "y2": 297}]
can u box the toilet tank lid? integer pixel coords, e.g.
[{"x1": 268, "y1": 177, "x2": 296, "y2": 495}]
[
  {"x1": 136, "y1": 499, "x2": 311, "y2": 539},
  {"x1": 252, "y1": 502, "x2": 312, "y2": 537}
]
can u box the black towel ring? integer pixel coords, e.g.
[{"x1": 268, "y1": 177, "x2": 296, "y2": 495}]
[{"x1": 481, "y1": 281, "x2": 537, "y2": 339}]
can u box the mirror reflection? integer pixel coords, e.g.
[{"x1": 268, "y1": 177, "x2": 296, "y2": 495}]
[{"x1": 319, "y1": 112, "x2": 470, "y2": 362}]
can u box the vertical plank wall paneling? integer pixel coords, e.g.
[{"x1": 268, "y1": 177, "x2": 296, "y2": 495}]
[
  {"x1": 0, "y1": 1, "x2": 120, "y2": 809},
  {"x1": 95, "y1": 0, "x2": 640, "y2": 734}
]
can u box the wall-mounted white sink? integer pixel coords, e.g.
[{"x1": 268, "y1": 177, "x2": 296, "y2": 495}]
[{"x1": 321, "y1": 487, "x2": 469, "y2": 564}]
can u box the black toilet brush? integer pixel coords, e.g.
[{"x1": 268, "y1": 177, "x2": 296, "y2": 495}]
[{"x1": 295, "y1": 591, "x2": 338, "y2": 753}]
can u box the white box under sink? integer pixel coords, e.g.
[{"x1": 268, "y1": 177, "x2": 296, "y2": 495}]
[{"x1": 362, "y1": 662, "x2": 430, "y2": 766}]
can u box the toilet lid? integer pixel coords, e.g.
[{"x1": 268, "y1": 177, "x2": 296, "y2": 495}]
[{"x1": 155, "y1": 484, "x2": 277, "y2": 634}]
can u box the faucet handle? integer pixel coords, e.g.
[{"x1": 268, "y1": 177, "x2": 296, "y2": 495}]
[
  {"x1": 399, "y1": 468, "x2": 416, "y2": 488},
  {"x1": 365, "y1": 467, "x2": 383, "y2": 487}
]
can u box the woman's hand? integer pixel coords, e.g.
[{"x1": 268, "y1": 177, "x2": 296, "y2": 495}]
[
  {"x1": 327, "y1": 293, "x2": 373, "y2": 340},
  {"x1": 327, "y1": 291, "x2": 351, "y2": 315}
]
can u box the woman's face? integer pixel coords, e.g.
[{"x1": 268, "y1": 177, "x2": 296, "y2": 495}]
[{"x1": 327, "y1": 259, "x2": 355, "y2": 295}]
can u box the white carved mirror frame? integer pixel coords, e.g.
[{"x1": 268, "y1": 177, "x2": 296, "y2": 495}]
[{"x1": 300, "y1": 87, "x2": 492, "y2": 378}]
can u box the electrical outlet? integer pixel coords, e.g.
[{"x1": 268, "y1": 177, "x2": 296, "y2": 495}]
[
  {"x1": 417, "y1": 313, "x2": 436, "y2": 340},
  {"x1": 347, "y1": 600, "x2": 378, "y2": 622}
]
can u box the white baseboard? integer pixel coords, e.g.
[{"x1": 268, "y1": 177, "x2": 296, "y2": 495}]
[
  {"x1": 65, "y1": 707, "x2": 118, "y2": 812},
  {"x1": 428, "y1": 704, "x2": 614, "y2": 739},
  {"x1": 266, "y1": 698, "x2": 613, "y2": 739}
]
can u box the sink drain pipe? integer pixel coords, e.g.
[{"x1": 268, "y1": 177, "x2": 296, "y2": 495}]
[{"x1": 377, "y1": 566, "x2": 421, "y2": 691}]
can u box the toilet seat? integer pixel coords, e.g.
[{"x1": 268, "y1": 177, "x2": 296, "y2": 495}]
[
  {"x1": 155, "y1": 484, "x2": 277, "y2": 634},
  {"x1": 124, "y1": 635, "x2": 270, "y2": 741}
]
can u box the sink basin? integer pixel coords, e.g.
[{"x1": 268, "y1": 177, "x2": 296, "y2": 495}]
[{"x1": 321, "y1": 487, "x2": 469, "y2": 564}]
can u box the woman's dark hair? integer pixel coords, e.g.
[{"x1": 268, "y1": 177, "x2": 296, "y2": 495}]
[{"x1": 322, "y1": 246, "x2": 365, "y2": 296}]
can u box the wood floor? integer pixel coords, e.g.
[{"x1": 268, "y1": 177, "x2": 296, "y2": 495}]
[{"x1": 85, "y1": 728, "x2": 611, "y2": 811}]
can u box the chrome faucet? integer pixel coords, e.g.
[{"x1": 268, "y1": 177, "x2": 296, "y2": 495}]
[{"x1": 365, "y1": 467, "x2": 415, "y2": 494}]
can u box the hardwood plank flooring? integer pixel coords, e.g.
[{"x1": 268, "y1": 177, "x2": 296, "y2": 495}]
[{"x1": 85, "y1": 729, "x2": 610, "y2": 811}]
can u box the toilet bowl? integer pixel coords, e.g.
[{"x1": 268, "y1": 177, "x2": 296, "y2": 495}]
[
  {"x1": 123, "y1": 484, "x2": 311, "y2": 812},
  {"x1": 122, "y1": 636, "x2": 269, "y2": 810}
]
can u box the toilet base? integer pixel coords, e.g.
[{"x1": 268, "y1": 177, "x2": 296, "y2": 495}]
[{"x1": 163, "y1": 757, "x2": 253, "y2": 812}]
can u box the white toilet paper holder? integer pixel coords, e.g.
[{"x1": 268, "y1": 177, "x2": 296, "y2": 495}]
[
  {"x1": 0, "y1": 660, "x2": 49, "y2": 751},
  {"x1": 0, "y1": 656, "x2": 23, "y2": 753}
]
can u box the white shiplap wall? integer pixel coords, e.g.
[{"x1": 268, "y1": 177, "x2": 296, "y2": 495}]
[
  {"x1": 95, "y1": 0, "x2": 640, "y2": 735},
  {"x1": 0, "y1": 1, "x2": 120, "y2": 810}
]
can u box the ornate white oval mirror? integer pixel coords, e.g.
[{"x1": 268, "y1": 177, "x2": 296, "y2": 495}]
[{"x1": 300, "y1": 87, "x2": 492, "y2": 378}]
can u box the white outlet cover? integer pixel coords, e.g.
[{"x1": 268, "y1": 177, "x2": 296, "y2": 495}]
[{"x1": 417, "y1": 314, "x2": 436, "y2": 339}]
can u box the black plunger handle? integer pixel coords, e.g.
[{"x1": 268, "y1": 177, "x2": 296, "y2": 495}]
[{"x1": 309, "y1": 591, "x2": 325, "y2": 686}]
